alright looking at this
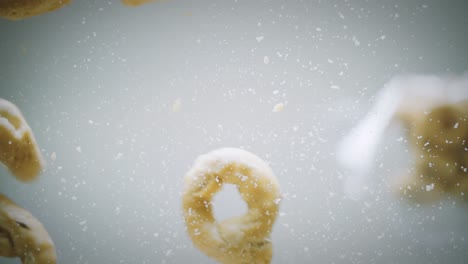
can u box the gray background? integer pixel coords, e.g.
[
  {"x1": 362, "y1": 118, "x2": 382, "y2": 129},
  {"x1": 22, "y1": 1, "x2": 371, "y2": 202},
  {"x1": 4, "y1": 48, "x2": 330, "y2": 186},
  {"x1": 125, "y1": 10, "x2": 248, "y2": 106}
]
[{"x1": 1, "y1": 0, "x2": 467, "y2": 263}]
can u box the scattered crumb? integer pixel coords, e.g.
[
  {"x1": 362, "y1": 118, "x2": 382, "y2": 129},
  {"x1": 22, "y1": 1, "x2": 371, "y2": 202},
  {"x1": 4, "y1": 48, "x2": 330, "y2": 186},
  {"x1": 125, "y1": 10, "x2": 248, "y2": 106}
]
[
  {"x1": 426, "y1": 183, "x2": 435, "y2": 192},
  {"x1": 172, "y1": 98, "x2": 182, "y2": 112},
  {"x1": 273, "y1": 103, "x2": 285, "y2": 112}
]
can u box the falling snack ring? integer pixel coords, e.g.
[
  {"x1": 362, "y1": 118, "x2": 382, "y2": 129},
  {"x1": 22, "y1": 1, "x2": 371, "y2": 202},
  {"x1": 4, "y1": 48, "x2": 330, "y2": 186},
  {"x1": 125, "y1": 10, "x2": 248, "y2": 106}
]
[
  {"x1": 0, "y1": 98, "x2": 55, "y2": 263},
  {"x1": 0, "y1": 98, "x2": 45, "y2": 182},
  {"x1": 0, "y1": 0, "x2": 71, "y2": 20},
  {"x1": 0, "y1": 194, "x2": 56, "y2": 264},
  {"x1": 183, "y1": 148, "x2": 281, "y2": 264}
]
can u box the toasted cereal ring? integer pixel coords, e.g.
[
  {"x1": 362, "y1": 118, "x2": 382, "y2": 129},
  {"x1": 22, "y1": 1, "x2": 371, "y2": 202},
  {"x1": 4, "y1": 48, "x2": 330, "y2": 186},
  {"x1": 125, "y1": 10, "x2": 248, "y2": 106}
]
[
  {"x1": 0, "y1": 0, "x2": 71, "y2": 20},
  {"x1": 0, "y1": 193, "x2": 56, "y2": 264},
  {"x1": 337, "y1": 74, "x2": 468, "y2": 202},
  {"x1": 121, "y1": 0, "x2": 155, "y2": 7},
  {"x1": 397, "y1": 100, "x2": 468, "y2": 203},
  {"x1": 183, "y1": 148, "x2": 281, "y2": 264},
  {"x1": 0, "y1": 98, "x2": 44, "y2": 181}
]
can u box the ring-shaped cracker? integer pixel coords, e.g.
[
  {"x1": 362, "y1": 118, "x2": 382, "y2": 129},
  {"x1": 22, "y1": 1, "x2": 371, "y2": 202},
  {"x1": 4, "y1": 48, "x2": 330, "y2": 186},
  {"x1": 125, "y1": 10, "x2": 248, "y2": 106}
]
[
  {"x1": 0, "y1": 194, "x2": 56, "y2": 264},
  {"x1": 0, "y1": 0, "x2": 71, "y2": 20},
  {"x1": 0, "y1": 98, "x2": 44, "y2": 182},
  {"x1": 183, "y1": 148, "x2": 281, "y2": 264}
]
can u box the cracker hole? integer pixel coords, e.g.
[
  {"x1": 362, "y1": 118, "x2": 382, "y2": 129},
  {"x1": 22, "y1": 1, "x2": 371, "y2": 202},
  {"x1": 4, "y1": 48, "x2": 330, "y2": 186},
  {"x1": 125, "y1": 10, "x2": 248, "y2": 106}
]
[{"x1": 213, "y1": 183, "x2": 248, "y2": 222}]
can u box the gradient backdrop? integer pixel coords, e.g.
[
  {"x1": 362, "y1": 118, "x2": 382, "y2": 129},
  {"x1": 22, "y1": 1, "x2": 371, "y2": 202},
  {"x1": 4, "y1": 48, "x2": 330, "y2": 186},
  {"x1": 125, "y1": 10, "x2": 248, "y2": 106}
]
[{"x1": 1, "y1": 0, "x2": 467, "y2": 263}]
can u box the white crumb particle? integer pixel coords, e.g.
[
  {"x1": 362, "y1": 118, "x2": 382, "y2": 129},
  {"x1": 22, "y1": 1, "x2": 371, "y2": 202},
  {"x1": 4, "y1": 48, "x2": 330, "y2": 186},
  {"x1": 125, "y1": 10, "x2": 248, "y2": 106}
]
[
  {"x1": 426, "y1": 183, "x2": 434, "y2": 192},
  {"x1": 352, "y1": 36, "x2": 360, "y2": 46},
  {"x1": 172, "y1": 98, "x2": 182, "y2": 112},
  {"x1": 115, "y1": 152, "x2": 123, "y2": 160},
  {"x1": 273, "y1": 103, "x2": 285, "y2": 112}
]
